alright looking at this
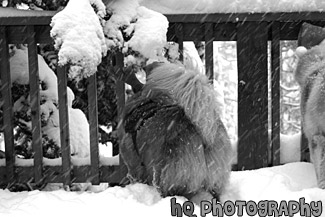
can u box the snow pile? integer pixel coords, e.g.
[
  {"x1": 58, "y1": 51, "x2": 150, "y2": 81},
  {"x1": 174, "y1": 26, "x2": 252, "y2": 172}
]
[
  {"x1": 183, "y1": 42, "x2": 205, "y2": 75},
  {"x1": 104, "y1": 0, "x2": 168, "y2": 65},
  {"x1": 50, "y1": 0, "x2": 107, "y2": 80},
  {"x1": 0, "y1": 134, "x2": 3, "y2": 155},
  {"x1": 140, "y1": 0, "x2": 325, "y2": 14},
  {"x1": 280, "y1": 133, "x2": 301, "y2": 164},
  {"x1": 124, "y1": 6, "x2": 168, "y2": 60},
  {"x1": 229, "y1": 132, "x2": 302, "y2": 165},
  {"x1": 104, "y1": 0, "x2": 139, "y2": 48},
  {"x1": 41, "y1": 107, "x2": 90, "y2": 158},
  {"x1": 0, "y1": 162, "x2": 324, "y2": 217},
  {"x1": 10, "y1": 47, "x2": 74, "y2": 104},
  {"x1": 222, "y1": 163, "x2": 325, "y2": 214},
  {"x1": 9, "y1": 47, "x2": 90, "y2": 158}
]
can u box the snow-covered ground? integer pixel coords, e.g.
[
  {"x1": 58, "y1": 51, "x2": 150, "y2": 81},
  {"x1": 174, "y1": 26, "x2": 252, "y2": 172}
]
[{"x1": 0, "y1": 162, "x2": 324, "y2": 217}]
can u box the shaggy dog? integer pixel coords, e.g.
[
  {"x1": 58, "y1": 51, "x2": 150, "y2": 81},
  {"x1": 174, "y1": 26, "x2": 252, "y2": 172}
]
[
  {"x1": 120, "y1": 63, "x2": 233, "y2": 204},
  {"x1": 295, "y1": 41, "x2": 325, "y2": 189}
]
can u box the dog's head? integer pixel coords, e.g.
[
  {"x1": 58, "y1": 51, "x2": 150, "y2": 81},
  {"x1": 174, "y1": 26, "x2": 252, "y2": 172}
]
[{"x1": 294, "y1": 40, "x2": 325, "y2": 87}]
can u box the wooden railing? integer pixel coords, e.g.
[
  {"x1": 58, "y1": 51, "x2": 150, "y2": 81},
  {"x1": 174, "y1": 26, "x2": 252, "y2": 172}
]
[
  {"x1": 0, "y1": 8, "x2": 126, "y2": 188},
  {"x1": 166, "y1": 12, "x2": 325, "y2": 170},
  {"x1": 1, "y1": 8, "x2": 325, "y2": 187}
]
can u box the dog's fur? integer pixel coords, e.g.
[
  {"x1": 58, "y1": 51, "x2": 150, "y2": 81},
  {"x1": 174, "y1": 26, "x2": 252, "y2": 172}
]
[
  {"x1": 295, "y1": 41, "x2": 325, "y2": 188},
  {"x1": 120, "y1": 63, "x2": 233, "y2": 204}
]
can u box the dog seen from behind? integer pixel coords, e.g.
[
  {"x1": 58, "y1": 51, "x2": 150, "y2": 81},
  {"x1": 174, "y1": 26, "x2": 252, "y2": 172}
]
[{"x1": 120, "y1": 62, "x2": 233, "y2": 204}]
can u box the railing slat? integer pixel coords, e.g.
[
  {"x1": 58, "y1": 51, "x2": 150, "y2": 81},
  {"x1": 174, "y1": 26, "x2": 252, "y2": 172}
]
[
  {"x1": 87, "y1": 74, "x2": 100, "y2": 185},
  {"x1": 271, "y1": 22, "x2": 281, "y2": 166},
  {"x1": 0, "y1": 26, "x2": 15, "y2": 185},
  {"x1": 27, "y1": 26, "x2": 43, "y2": 184},
  {"x1": 237, "y1": 21, "x2": 269, "y2": 170},
  {"x1": 175, "y1": 23, "x2": 184, "y2": 62},
  {"x1": 166, "y1": 12, "x2": 325, "y2": 23},
  {"x1": 115, "y1": 52, "x2": 129, "y2": 185},
  {"x1": 115, "y1": 52, "x2": 125, "y2": 157},
  {"x1": 297, "y1": 30, "x2": 311, "y2": 162},
  {"x1": 57, "y1": 65, "x2": 71, "y2": 186},
  {"x1": 205, "y1": 22, "x2": 214, "y2": 81}
]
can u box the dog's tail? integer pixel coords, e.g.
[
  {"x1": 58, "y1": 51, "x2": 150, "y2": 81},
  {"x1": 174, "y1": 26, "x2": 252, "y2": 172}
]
[{"x1": 144, "y1": 63, "x2": 225, "y2": 146}]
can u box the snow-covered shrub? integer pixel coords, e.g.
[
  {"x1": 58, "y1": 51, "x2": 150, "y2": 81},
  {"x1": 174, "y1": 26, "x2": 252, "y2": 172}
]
[
  {"x1": 48, "y1": 0, "x2": 222, "y2": 160},
  {"x1": 104, "y1": 0, "x2": 168, "y2": 67},
  {"x1": 50, "y1": 0, "x2": 169, "y2": 79},
  {"x1": 50, "y1": 0, "x2": 107, "y2": 80},
  {"x1": 8, "y1": 47, "x2": 90, "y2": 159},
  {"x1": 48, "y1": 0, "x2": 170, "y2": 149}
]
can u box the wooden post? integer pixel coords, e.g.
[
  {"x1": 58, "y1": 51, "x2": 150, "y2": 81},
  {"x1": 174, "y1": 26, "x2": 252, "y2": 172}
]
[
  {"x1": 298, "y1": 23, "x2": 314, "y2": 162},
  {"x1": 237, "y1": 21, "x2": 269, "y2": 170},
  {"x1": 297, "y1": 23, "x2": 313, "y2": 162},
  {"x1": 0, "y1": 26, "x2": 15, "y2": 185},
  {"x1": 271, "y1": 22, "x2": 281, "y2": 166},
  {"x1": 115, "y1": 52, "x2": 129, "y2": 184},
  {"x1": 88, "y1": 74, "x2": 100, "y2": 185},
  {"x1": 205, "y1": 22, "x2": 214, "y2": 82},
  {"x1": 175, "y1": 23, "x2": 184, "y2": 62},
  {"x1": 27, "y1": 26, "x2": 43, "y2": 183},
  {"x1": 115, "y1": 52, "x2": 125, "y2": 157},
  {"x1": 57, "y1": 65, "x2": 71, "y2": 187}
]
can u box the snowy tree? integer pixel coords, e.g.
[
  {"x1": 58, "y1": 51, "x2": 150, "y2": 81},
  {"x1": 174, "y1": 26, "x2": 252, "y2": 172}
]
[{"x1": 0, "y1": 0, "x2": 171, "y2": 158}]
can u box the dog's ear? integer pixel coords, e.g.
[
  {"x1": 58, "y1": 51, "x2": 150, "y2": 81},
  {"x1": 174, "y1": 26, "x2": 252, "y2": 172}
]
[{"x1": 298, "y1": 22, "x2": 325, "y2": 49}]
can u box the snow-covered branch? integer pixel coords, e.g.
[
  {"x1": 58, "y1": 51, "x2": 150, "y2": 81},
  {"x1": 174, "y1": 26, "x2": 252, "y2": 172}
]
[
  {"x1": 104, "y1": 0, "x2": 168, "y2": 66},
  {"x1": 50, "y1": 0, "x2": 169, "y2": 80},
  {"x1": 50, "y1": 0, "x2": 107, "y2": 80}
]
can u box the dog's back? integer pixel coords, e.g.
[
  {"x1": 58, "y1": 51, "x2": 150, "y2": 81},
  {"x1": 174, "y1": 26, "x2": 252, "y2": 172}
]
[{"x1": 121, "y1": 63, "x2": 232, "y2": 204}]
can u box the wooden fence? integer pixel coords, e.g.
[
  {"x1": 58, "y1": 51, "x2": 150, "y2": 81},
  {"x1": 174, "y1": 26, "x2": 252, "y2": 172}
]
[
  {"x1": 0, "y1": 8, "x2": 324, "y2": 187},
  {"x1": 0, "y1": 8, "x2": 127, "y2": 188},
  {"x1": 166, "y1": 12, "x2": 325, "y2": 170}
]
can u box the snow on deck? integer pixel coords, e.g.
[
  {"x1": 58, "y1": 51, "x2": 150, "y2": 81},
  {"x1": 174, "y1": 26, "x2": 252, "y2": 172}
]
[{"x1": 0, "y1": 162, "x2": 324, "y2": 217}]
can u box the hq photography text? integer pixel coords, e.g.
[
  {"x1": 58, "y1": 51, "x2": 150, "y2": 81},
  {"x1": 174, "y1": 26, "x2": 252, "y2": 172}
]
[{"x1": 170, "y1": 197, "x2": 322, "y2": 217}]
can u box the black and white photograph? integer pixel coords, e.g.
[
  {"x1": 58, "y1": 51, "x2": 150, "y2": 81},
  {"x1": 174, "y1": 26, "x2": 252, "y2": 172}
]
[{"x1": 0, "y1": 0, "x2": 324, "y2": 216}]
